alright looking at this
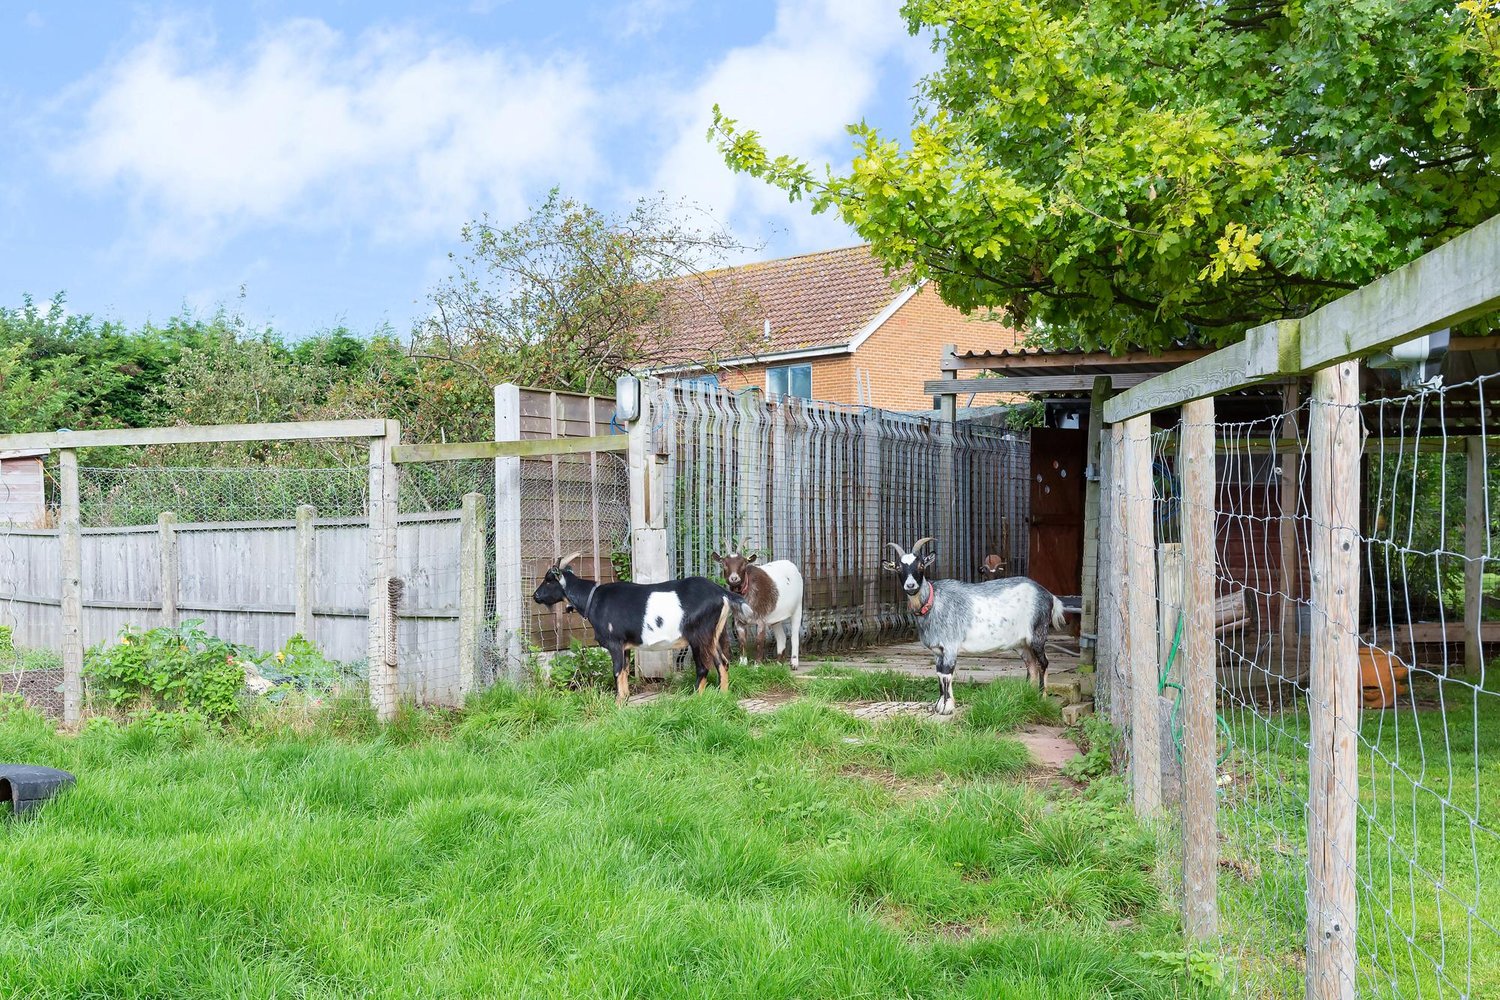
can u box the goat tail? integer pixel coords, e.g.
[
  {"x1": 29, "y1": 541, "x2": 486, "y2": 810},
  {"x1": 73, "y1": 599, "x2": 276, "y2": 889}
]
[
  {"x1": 722, "y1": 588, "x2": 751, "y2": 620},
  {"x1": 1050, "y1": 596, "x2": 1066, "y2": 631},
  {"x1": 713, "y1": 596, "x2": 734, "y2": 644}
]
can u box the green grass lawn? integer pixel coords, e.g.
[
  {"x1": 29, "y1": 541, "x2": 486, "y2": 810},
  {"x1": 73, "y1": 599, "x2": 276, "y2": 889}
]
[
  {"x1": 1216, "y1": 678, "x2": 1500, "y2": 998},
  {"x1": 0, "y1": 680, "x2": 1223, "y2": 1000}
]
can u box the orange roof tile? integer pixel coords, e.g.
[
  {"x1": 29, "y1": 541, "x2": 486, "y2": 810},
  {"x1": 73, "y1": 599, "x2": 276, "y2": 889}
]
[{"x1": 650, "y1": 245, "x2": 913, "y2": 367}]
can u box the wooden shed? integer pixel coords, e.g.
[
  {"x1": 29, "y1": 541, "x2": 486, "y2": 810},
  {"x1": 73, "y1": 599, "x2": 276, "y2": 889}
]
[{"x1": 0, "y1": 449, "x2": 48, "y2": 527}]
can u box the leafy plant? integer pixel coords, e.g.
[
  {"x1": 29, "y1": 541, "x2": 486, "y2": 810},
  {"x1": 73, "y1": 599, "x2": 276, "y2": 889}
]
[
  {"x1": 1137, "y1": 948, "x2": 1229, "y2": 991},
  {"x1": 545, "y1": 639, "x2": 615, "y2": 692},
  {"x1": 1063, "y1": 714, "x2": 1121, "y2": 783},
  {"x1": 0, "y1": 624, "x2": 13, "y2": 655},
  {"x1": 254, "y1": 633, "x2": 355, "y2": 697},
  {"x1": 83, "y1": 619, "x2": 247, "y2": 721}
]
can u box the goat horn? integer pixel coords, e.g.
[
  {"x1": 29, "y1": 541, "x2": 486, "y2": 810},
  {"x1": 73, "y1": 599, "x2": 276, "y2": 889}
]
[
  {"x1": 557, "y1": 551, "x2": 583, "y2": 571},
  {"x1": 885, "y1": 541, "x2": 907, "y2": 560},
  {"x1": 913, "y1": 537, "x2": 936, "y2": 554}
]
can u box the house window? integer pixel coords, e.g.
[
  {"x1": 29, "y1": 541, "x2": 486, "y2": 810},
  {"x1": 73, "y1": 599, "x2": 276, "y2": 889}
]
[
  {"x1": 675, "y1": 374, "x2": 718, "y2": 389},
  {"x1": 766, "y1": 363, "x2": 812, "y2": 399}
]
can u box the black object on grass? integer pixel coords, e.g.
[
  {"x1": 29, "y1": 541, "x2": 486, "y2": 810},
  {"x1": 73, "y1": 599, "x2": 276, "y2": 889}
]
[{"x1": 0, "y1": 764, "x2": 75, "y2": 818}]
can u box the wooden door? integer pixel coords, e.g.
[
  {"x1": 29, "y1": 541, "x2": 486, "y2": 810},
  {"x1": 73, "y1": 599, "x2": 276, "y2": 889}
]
[{"x1": 1028, "y1": 427, "x2": 1086, "y2": 599}]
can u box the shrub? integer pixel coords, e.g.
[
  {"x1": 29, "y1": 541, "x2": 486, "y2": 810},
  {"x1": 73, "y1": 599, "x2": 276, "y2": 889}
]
[
  {"x1": 83, "y1": 619, "x2": 246, "y2": 720},
  {"x1": 1062, "y1": 714, "x2": 1121, "y2": 783},
  {"x1": 255, "y1": 633, "x2": 355, "y2": 697},
  {"x1": 546, "y1": 639, "x2": 615, "y2": 692}
]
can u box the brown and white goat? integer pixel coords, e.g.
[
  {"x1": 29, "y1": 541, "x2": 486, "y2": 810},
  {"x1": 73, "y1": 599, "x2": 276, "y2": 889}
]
[{"x1": 710, "y1": 551, "x2": 804, "y2": 667}]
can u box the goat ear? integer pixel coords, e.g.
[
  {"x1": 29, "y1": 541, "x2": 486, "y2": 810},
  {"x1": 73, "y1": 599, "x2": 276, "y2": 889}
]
[
  {"x1": 745, "y1": 553, "x2": 758, "y2": 564},
  {"x1": 920, "y1": 553, "x2": 937, "y2": 570},
  {"x1": 881, "y1": 559, "x2": 898, "y2": 573},
  {"x1": 710, "y1": 551, "x2": 721, "y2": 562}
]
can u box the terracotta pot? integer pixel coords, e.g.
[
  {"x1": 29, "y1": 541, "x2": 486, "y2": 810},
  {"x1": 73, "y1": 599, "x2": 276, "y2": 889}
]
[{"x1": 1360, "y1": 647, "x2": 1410, "y2": 707}]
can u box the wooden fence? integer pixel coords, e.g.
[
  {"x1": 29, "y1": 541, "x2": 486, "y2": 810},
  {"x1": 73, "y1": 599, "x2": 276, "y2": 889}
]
[
  {"x1": 1094, "y1": 213, "x2": 1500, "y2": 999},
  {"x1": 0, "y1": 509, "x2": 486, "y2": 707}
]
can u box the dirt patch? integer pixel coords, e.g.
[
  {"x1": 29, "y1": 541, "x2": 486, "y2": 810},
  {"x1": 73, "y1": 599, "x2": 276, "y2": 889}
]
[
  {"x1": 838, "y1": 764, "x2": 947, "y2": 802},
  {"x1": 0, "y1": 667, "x2": 64, "y2": 720}
]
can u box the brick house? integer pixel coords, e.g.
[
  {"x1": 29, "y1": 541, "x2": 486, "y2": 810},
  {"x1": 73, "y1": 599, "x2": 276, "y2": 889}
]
[{"x1": 649, "y1": 246, "x2": 1022, "y2": 411}]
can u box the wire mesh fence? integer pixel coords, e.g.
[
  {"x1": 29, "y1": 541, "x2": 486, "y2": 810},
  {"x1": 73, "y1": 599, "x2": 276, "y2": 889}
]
[{"x1": 1108, "y1": 367, "x2": 1499, "y2": 998}]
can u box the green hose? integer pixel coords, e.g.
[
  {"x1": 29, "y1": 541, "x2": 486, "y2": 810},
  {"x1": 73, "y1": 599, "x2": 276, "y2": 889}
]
[{"x1": 1157, "y1": 611, "x2": 1234, "y2": 767}]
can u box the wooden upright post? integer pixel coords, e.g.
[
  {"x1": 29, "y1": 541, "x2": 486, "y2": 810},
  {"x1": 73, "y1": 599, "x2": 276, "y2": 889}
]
[
  {"x1": 1107, "y1": 423, "x2": 1129, "y2": 732},
  {"x1": 494, "y1": 384, "x2": 526, "y2": 683},
  {"x1": 367, "y1": 421, "x2": 400, "y2": 721},
  {"x1": 459, "y1": 492, "x2": 486, "y2": 700},
  {"x1": 158, "y1": 511, "x2": 178, "y2": 627},
  {"x1": 1078, "y1": 376, "x2": 1111, "y2": 668},
  {"x1": 1306, "y1": 362, "x2": 1360, "y2": 1000},
  {"x1": 1466, "y1": 435, "x2": 1487, "y2": 675},
  {"x1": 294, "y1": 505, "x2": 316, "y2": 642},
  {"x1": 1279, "y1": 381, "x2": 1303, "y2": 638},
  {"x1": 629, "y1": 378, "x2": 672, "y2": 677},
  {"x1": 58, "y1": 448, "x2": 82, "y2": 726},
  {"x1": 1180, "y1": 396, "x2": 1218, "y2": 940},
  {"x1": 1124, "y1": 414, "x2": 1161, "y2": 815}
]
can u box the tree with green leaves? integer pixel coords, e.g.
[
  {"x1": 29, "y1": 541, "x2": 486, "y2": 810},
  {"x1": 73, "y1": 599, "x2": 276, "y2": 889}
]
[
  {"x1": 712, "y1": 1, "x2": 1500, "y2": 351},
  {"x1": 409, "y1": 190, "x2": 757, "y2": 440}
]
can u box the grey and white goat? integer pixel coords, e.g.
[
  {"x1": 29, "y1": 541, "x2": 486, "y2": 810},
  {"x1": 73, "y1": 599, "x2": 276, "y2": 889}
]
[{"x1": 883, "y1": 537, "x2": 1066, "y2": 715}]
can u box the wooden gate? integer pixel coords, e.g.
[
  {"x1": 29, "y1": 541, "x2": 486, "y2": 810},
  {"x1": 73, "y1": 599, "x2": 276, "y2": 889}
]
[{"x1": 1028, "y1": 426, "x2": 1086, "y2": 601}]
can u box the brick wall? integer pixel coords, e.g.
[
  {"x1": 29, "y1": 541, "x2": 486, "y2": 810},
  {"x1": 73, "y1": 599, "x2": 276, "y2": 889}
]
[{"x1": 850, "y1": 284, "x2": 1023, "y2": 411}]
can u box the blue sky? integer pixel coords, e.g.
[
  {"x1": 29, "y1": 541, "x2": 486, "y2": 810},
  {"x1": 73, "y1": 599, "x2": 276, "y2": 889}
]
[{"x1": 0, "y1": 1, "x2": 932, "y2": 337}]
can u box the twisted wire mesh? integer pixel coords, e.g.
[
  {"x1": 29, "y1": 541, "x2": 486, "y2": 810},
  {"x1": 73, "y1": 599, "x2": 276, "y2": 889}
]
[
  {"x1": 1210, "y1": 399, "x2": 1315, "y2": 998},
  {"x1": 1351, "y1": 373, "x2": 1499, "y2": 999}
]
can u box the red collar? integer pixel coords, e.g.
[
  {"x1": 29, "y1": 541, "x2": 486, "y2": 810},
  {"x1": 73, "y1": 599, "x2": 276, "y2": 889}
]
[{"x1": 915, "y1": 582, "x2": 936, "y2": 617}]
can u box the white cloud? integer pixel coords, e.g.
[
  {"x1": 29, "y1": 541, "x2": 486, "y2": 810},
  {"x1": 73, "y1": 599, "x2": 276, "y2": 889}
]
[
  {"x1": 617, "y1": 0, "x2": 691, "y2": 38},
  {"x1": 58, "y1": 17, "x2": 599, "y2": 260},
  {"x1": 648, "y1": 0, "x2": 925, "y2": 254}
]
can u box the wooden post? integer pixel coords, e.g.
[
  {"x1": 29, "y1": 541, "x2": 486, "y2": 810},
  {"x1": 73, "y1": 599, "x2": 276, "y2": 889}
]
[
  {"x1": 1124, "y1": 414, "x2": 1161, "y2": 815},
  {"x1": 1466, "y1": 435, "x2": 1487, "y2": 675},
  {"x1": 58, "y1": 448, "x2": 82, "y2": 726},
  {"x1": 294, "y1": 505, "x2": 316, "y2": 642},
  {"x1": 1180, "y1": 396, "x2": 1218, "y2": 940},
  {"x1": 862, "y1": 406, "x2": 883, "y2": 638},
  {"x1": 459, "y1": 492, "x2": 486, "y2": 700},
  {"x1": 494, "y1": 384, "x2": 525, "y2": 683},
  {"x1": 158, "y1": 511, "x2": 178, "y2": 628},
  {"x1": 1157, "y1": 543, "x2": 1185, "y2": 666},
  {"x1": 1108, "y1": 423, "x2": 1129, "y2": 732},
  {"x1": 629, "y1": 378, "x2": 672, "y2": 677},
  {"x1": 1306, "y1": 361, "x2": 1360, "y2": 1000},
  {"x1": 1279, "y1": 381, "x2": 1303, "y2": 638},
  {"x1": 367, "y1": 421, "x2": 400, "y2": 721},
  {"x1": 1078, "y1": 376, "x2": 1111, "y2": 667}
]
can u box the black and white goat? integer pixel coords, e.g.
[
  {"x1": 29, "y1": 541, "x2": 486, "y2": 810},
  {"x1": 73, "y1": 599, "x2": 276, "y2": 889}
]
[
  {"x1": 883, "y1": 537, "x2": 1066, "y2": 715},
  {"x1": 532, "y1": 552, "x2": 740, "y2": 701},
  {"x1": 710, "y1": 550, "x2": 804, "y2": 668}
]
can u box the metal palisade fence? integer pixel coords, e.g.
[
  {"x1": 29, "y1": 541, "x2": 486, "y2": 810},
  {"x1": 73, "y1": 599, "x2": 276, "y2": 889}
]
[{"x1": 659, "y1": 382, "x2": 1029, "y2": 652}]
